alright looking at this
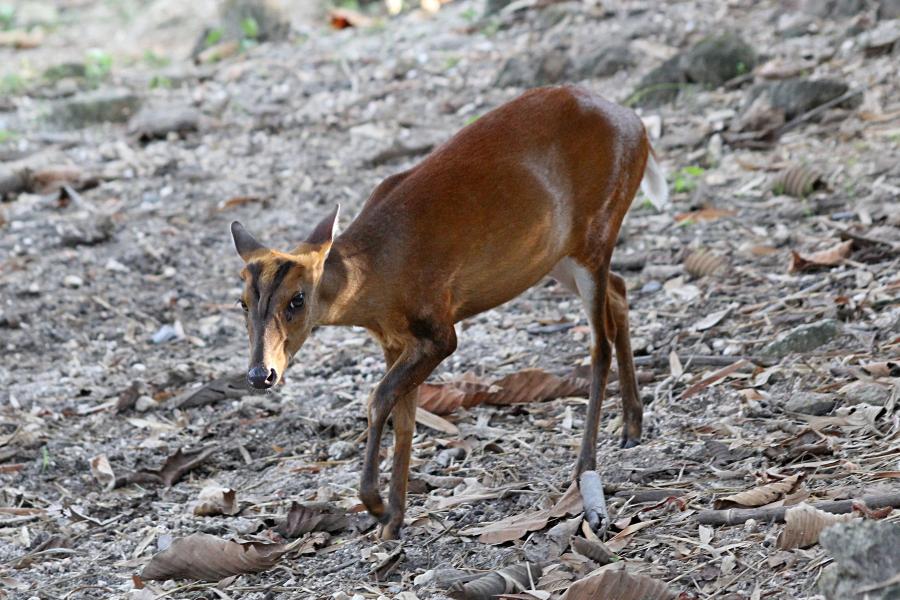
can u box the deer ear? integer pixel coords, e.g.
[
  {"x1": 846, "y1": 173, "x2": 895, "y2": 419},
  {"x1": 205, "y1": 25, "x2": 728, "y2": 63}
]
[
  {"x1": 305, "y1": 204, "x2": 341, "y2": 251},
  {"x1": 231, "y1": 221, "x2": 265, "y2": 262}
]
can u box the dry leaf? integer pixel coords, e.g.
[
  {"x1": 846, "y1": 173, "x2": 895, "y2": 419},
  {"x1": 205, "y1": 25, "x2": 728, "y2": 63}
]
[
  {"x1": 604, "y1": 520, "x2": 656, "y2": 553},
  {"x1": 570, "y1": 536, "x2": 616, "y2": 565},
  {"x1": 0, "y1": 29, "x2": 44, "y2": 49},
  {"x1": 860, "y1": 361, "x2": 900, "y2": 377},
  {"x1": 415, "y1": 406, "x2": 459, "y2": 435},
  {"x1": 447, "y1": 563, "x2": 542, "y2": 600},
  {"x1": 418, "y1": 369, "x2": 588, "y2": 415},
  {"x1": 713, "y1": 473, "x2": 805, "y2": 509},
  {"x1": 674, "y1": 207, "x2": 736, "y2": 223},
  {"x1": 776, "y1": 502, "x2": 857, "y2": 549},
  {"x1": 789, "y1": 240, "x2": 853, "y2": 273},
  {"x1": 117, "y1": 445, "x2": 218, "y2": 488},
  {"x1": 773, "y1": 165, "x2": 826, "y2": 197},
  {"x1": 28, "y1": 165, "x2": 86, "y2": 195},
  {"x1": 90, "y1": 454, "x2": 116, "y2": 491},
  {"x1": 460, "y1": 482, "x2": 580, "y2": 544},
  {"x1": 193, "y1": 484, "x2": 239, "y2": 517},
  {"x1": 329, "y1": 7, "x2": 375, "y2": 29},
  {"x1": 683, "y1": 250, "x2": 726, "y2": 278},
  {"x1": 276, "y1": 502, "x2": 348, "y2": 538},
  {"x1": 141, "y1": 533, "x2": 285, "y2": 581},
  {"x1": 561, "y1": 563, "x2": 675, "y2": 600}
]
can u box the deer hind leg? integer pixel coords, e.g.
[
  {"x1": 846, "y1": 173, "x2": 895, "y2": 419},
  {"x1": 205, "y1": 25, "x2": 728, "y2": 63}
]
[{"x1": 607, "y1": 272, "x2": 642, "y2": 448}]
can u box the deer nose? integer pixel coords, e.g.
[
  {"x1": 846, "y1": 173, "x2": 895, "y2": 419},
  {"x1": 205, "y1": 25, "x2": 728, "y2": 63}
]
[{"x1": 248, "y1": 366, "x2": 277, "y2": 390}]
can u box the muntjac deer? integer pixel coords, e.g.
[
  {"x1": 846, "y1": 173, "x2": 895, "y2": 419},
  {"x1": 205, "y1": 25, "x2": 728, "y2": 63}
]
[{"x1": 230, "y1": 85, "x2": 668, "y2": 540}]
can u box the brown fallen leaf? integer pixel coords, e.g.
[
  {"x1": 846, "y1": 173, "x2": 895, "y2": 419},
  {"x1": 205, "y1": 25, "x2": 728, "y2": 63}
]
[
  {"x1": 276, "y1": 502, "x2": 348, "y2": 538},
  {"x1": 674, "y1": 207, "x2": 736, "y2": 223},
  {"x1": 789, "y1": 240, "x2": 853, "y2": 273},
  {"x1": 773, "y1": 164, "x2": 826, "y2": 197},
  {"x1": 570, "y1": 536, "x2": 616, "y2": 565},
  {"x1": 28, "y1": 165, "x2": 88, "y2": 195},
  {"x1": 418, "y1": 369, "x2": 588, "y2": 415},
  {"x1": 172, "y1": 374, "x2": 254, "y2": 409},
  {"x1": 561, "y1": 563, "x2": 675, "y2": 600},
  {"x1": 141, "y1": 533, "x2": 286, "y2": 581},
  {"x1": 116, "y1": 445, "x2": 218, "y2": 488},
  {"x1": 90, "y1": 454, "x2": 116, "y2": 491},
  {"x1": 459, "y1": 482, "x2": 580, "y2": 544},
  {"x1": 447, "y1": 563, "x2": 542, "y2": 600},
  {"x1": 193, "y1": 484, "x2": 239, "y2": 517},
  {"x1": 0, "y1": 29, "x2": 44, "y2": 49},
  {"x1": 329, "y1": 7, "x2": 375, "y2": 28},
  {"x1": 860, "y1": 361, "x2": 900, "y2": 377},
  {"x1": 714, "y1": 473, "x2": 805, "y2": 509},
  {"x1": 604, "y1": 520, "x2": 656, "y2": 553},
  {"x1": 683, "y1": 249, "x2": 727, "y2": 279},
  {"x1": 776, "y1": 502, "x2": 857, "y2": 549}
]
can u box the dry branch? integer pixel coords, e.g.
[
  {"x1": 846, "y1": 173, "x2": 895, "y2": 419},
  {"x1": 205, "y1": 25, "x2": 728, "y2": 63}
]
[{"x1": 697, "y1": 492, "x2": 900, "y2": 526}]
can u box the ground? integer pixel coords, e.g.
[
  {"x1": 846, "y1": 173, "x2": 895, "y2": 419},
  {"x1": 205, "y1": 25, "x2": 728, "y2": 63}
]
[{"x1": 1, "y1": 1, "x2": 899, "y2": 599}]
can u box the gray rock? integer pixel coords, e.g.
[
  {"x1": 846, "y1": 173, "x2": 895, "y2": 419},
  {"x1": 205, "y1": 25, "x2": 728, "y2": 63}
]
[
  {"x1": 763, "y1": 78, "x2": 858, "y2": 120},
  {"x1": 802, "y1": 0, "x2": 866, "y2": 18},
  {"x1": 838, "y1": 381, "x2": 895, "y2": 407},
  {"x1": 128, "y1": 106, "x2": 201, "y2": 142},
  {"x1": 484, "y1": 0, "x2": 515, "y2": 15},
  {"x1": 633, "y1": 34, "x2": 757, "y2": 107},
  {"x1": 495, "y1": 49, "x2": 572, "y2": 87},
  {"x1": 49, "y1": 89, "x2": 142, "y2": 128},
  {"x1": 819, "y1": 520, "x2": 900, "y2": 600},
  {"x1": 220, "y1": 0, "x2": 290, "y2": 42},
  {"x1": 327, "y1": 440, "x2": 356, "y2": 461},
  {"x1": 574, "y1": 44, "x2": 636, "y2": 79},
  {"x1": 784, "y1": 392, "x2": 836, "y2": 415},
  {"x1": 760, "y1": 319, "x2": 843, "y2": 358},
  {"x1": 880, "y1": 0, "x2": 900, "y2": 19}
]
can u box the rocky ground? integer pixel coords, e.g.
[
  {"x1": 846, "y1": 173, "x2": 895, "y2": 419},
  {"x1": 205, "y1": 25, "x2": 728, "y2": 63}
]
[{"x1": 1, "y1": 0, "x2": 899, "y2": 599}]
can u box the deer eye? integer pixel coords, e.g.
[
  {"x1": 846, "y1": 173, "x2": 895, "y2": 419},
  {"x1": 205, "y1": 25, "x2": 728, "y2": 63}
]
[
  {"x1": 239, "y1": 299, "x2": 248, "y2": 312},
  {"x1": 289, "y1": 292, "x2": 305, "y2": 310}
]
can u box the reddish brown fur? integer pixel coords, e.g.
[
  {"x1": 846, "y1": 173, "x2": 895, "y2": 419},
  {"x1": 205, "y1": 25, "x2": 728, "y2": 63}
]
[{"x1": 233, "y1": 85, "x2": 655, "y2": 539}]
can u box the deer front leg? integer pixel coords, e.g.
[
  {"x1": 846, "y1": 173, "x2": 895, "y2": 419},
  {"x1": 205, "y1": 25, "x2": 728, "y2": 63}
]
[{"x1": 359, "y1": 325, "x2": 456, "y2": 538}]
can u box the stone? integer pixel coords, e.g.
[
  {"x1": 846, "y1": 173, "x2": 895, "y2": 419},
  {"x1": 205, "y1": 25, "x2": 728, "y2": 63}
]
[
  {"x1": 495, "y1": 48, "x2": 572, "y2": 87},
  {"x1": 819, "y1": 520, "x2": 900, "y2": 600},
  {"x1": 574, "y1": 44, "x2": 636, "y2": 79},
  {"x1": 760, "y1": 319, "x2": 843, "y2": 358},
  {"x1": 633, "y1": 34, "x2": 757, "y2": 107},
  {"x1": 327, "y1": 440, "x2": 356, "y2": 461},
  {"x1": 879, "y1": 0, "x2": 900, "y2": 19},
  {"x1": 49, "y1": 89, "x2": 142, "y2": 128},
  {"x1": 838, "y1": 381, "x2": 894, "y2": 407},
  {"x1": 762, "y1": 78, "x2": 858, "y2": 120},
  {"x1": 63, "y1": 275, "x2": 83, "y2": 288},
  {"x1": 802, "y1": 0, "x2": 866, "y2": 18},
  {"x1": 784, "y1": 392, "x2": 836, "y2": 415},
  {"x1": 484, "y1": 0, "x2": 515, "y2": 15},
  {"x1": 128, "y1": 106, "x2": 201, "y2": 142}
]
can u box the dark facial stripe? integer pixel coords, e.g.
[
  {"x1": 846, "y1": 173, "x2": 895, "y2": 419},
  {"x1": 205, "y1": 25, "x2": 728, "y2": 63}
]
[{"x1": 264, "y1": 261, "x2": 294, "y2": 318}]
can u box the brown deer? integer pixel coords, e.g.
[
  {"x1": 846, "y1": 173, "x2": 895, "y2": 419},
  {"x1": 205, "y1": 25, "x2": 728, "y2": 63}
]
[{"x1": 230, "y1": 85, "x2": 668, "y2": 540}]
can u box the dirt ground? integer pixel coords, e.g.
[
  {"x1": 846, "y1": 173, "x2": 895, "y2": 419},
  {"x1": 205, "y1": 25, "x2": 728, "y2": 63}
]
[{"x1": 1, "y1": 0, "x2": 899, "y2": 599}]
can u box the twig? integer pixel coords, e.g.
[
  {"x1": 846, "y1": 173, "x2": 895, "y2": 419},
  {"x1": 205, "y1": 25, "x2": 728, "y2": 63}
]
[{"x1": 697, "y1": 492, "x2": 900, "y2": 526}]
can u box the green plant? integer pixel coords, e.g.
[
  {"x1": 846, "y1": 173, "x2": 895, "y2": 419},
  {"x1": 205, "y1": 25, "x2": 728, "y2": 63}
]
[
  {"x1": 41, "y1": 446, "x2": 51, "y2": 472},
  {"x1": 85, "y1": 49, "x2": 113, "y2": 82},
  {"x1": 240, "y1": 16, "x2": 259, "y2": 39},
  {"x1": 480, "y1": 18, "x2": 501, "y2": 36},
  {"x1": 673, "y1": 165, "x2": 705, "y2": 194},
  {"x1": 0, "y1": 4, "x2": 14, "y2": 30},
  {"x1": 0, "y1": 73, "x2": 24, "y2": 96},
  {"x1": 205, "y1": 27, "x2": 223, "y2": 47},
  {"x1": 149, "y1": 75, "x2": 172, "y2": 89},
  {"x1": 444, "y1": 55, "x2": 460, "y2": 70},
  {"x1": 0, "y1": 129, "x2": 15, "y2": 143},
  {"x1": 461, "y1": 7, "x2": 478, "y2": 22},
  {"x1": 465, "y1": 114, "x2": 481, "y2": 126},
  {"x1": 143, "y1": 50, "x2": 170, "y2": 69}
]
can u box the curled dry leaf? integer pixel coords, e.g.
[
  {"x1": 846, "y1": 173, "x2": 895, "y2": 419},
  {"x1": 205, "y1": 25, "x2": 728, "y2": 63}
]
[
  {"x1": 789, "y1": 240, "x2": 853, "y2": 273},
  {"x1": 570, "y1": 536, "x2": 616, "y2": 565},
  {"x1": 683, "y1": 249, "x2": 726, "y2": 279},
  {"x1": 776, "y1": 502, "x2": 857, "y2": 549},
  {"x1": 674, "y1": 207, "x2": 736, "y2": 224},
  {"x1": 276, "y1": 502, "x2": 348, "y2": 538},
  {"x1": 116, "y1": 445, "x2": 218, "y2": 488},
  {"x1": 447, "y1": 563, "x2": 542, "y2": 600},
  {"x1": 561, "y1": 563, "x2": 675, "y2": 600},
  {"x1": 141, "y1": 533, "x2": 286, "y2": 582},
  {"x1": 714, "y1": 473, "x2": 805, "y2": 509},
  {"x1": 329, "y1": 7, "x2": 375, "y2": 29},
  {"x1": 418, "y1": 369, "x2": 588, "y2": 415},
  {"x1": 860, "y1": 361, "x2": 900, "y2": 378},
  {"x1": 459, "y1": 482, "x2": 581, "y2": 544},
  {"x1": 772, "y1": 164, "x2": 826, "y2": 197},
  {"x1": 193, "y1": 484, "x2": 239, "y2": 517},
  {"x1": 89, "y1": 454, "x2": 116, "y2": 491}
]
